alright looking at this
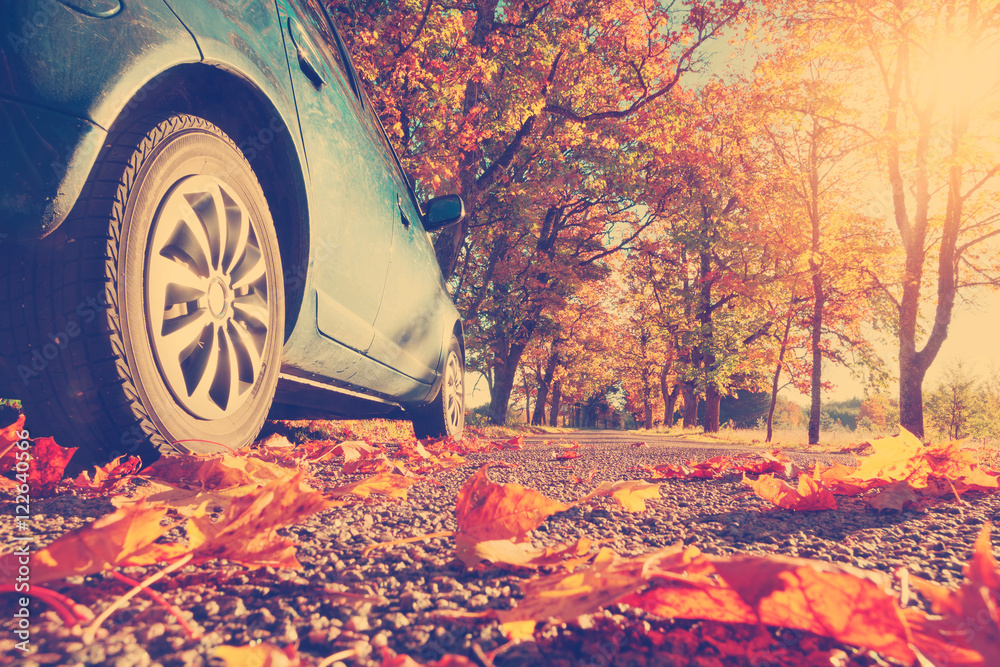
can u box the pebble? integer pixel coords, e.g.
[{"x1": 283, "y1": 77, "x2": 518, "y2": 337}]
[{"x1": 17, "y1": 436, "x2": 1000, "y2": 666}]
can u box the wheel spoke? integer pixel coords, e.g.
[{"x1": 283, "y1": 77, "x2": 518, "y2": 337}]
[
  {"x1": 231, "y1": 292, "x2": 269, "y2": 331},
  {"x1": 221, "y1": 189, "x2": 249, "y2": 277},
  {"x1": 160, "y1": 205, "x2": 213, "y2": 278},
  {"x1": 229, "y1": 244, "x2": 265, "y2": 291},
  {"x1": 228, "y1": 318, "x2": 265, "y2": 380},
  {"x1": 179, "y1": 321, "x2": 219, "y2": 399}
]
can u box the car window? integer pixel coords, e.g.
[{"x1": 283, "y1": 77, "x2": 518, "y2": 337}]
[{"x1": 295, "y1": 0, "x2": 362, "y2": 102}]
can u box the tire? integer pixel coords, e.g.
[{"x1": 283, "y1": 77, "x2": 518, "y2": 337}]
[
  {"x1": 0, "y1": 114, "x2": 284, "y2": 467},
  {"x1": 411, "y1": 336, "x2": 465, "y2": 439}
]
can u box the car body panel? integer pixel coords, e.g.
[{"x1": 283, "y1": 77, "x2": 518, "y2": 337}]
[
  {"x1": 0, "y1": 0, "x2": 461, "y2": 416},
  {"x1": 0, "y1": 0, "x2": 199, "y2": 237},
  {"x1": 0, "y1": 98, "x2": 106, "y2": 235}
]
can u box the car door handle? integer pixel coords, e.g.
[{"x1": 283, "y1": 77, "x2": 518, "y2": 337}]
[{"x1": 287, "y1": 18, "x2": 326, "y2": 89}]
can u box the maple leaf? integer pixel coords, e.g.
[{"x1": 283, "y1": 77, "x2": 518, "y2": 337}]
[
  {"x1": 747, "y1": 473, "x2": 837, "y2": 511},
  {"x1": 868, "y1": 481, "x2": 918, "y2": 511},
  {"x1": 652, "y1": 463, "x2": 694, "y2": 478},
  {"x1": 908, "y1": 523, "x2": 1000, "y2": 665},
  {"x1": 580, "y1": 480, "x2": 662, "y2": 512},
  {"x1": 144, "y1": 453, "x2": 296, "y2": 490},
  {"x1": 331, "y1": 439, "x2": 379, "y2": 463},
  {"x1": 187, "y1": 471, "x2": 332, "y2": 569},
  {"x1": 455, "y1": 535, "x2": 598, "y2": 570},
  {"x1": 328, "y1": 472, "x2": 420, "y2": 500},
  {"x1": 382, "y1": 654, "x2": 478, "y2": 667},
  {"x1": 0, "y1": 413, "x2": 26, "y2": 469},
  {"x1": 493, "y1": 545, "x2": 700, "y2": 638},
  {"x1": 496, "y1": 436, "x2": 524, "y2": 450},
  {"x1": 813, "y1": 462, "x2": 877, "y2": 495},
  {"x1": 849, "y1": 428, "x2": 927, "y2": 484},
  {"x1": 29, "y1": 437, "x2": 77, "y2": 496},
  {"x1": 687, "y1": 455, "x2": 730, "y2": 478},
  {"x1": 215, "y1": 642, "x2": 300, "y2": 666},
  {"x1": 8, "y1": 502, "x2": 181, "y2": 584},
  {"x1": 629, "y1": 554, "x2": 915, "y2": 663},
  {"x1": 569, "y1": 470, "x2": 597, "y2": 484},
  {"x1": 735, "y1": 450, "x2": 795, "y2": 475},
  {"x1": 455, "y1": 465, "x2": 569, "y2": 544},
  {"x1": 73, "y1": 455, "x2": 142, "y2": 495}
]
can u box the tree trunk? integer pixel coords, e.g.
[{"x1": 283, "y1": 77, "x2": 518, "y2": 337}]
[
  {"x1": 704, "y1": 383, "x2": 721, "y2": 433},
  {"x1": 807, "y1": 118, "x2": 824, "y2": 446},
  {"x1": 665, "y1": 385, "x2": 680, "y2": 427},
  {"x1": 531, "y1": 349, "x2": 559, "y2": 425},
  {"x1": 531, "y1": 380, "x2": 548, "y2": 426},
  {"x1": 487, "y1": 358, "x2": 517, "y2": 425},
  {"x1": 767, "y1": 311, "x2": 794, "y2": 443},
  {"x1": 641, "y1": 366, "x2": 653, "y2": 430},
  {"x1": 549, "y1": 381, "x2": 562, "y2": 427},
  {"x1": 681, "y1": 383, "x2": 699, "y2": 428}
]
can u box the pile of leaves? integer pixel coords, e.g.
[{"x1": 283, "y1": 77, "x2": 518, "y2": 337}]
[{"x1": 3, "y1": 416, "x2": 1000, "y2": 666}]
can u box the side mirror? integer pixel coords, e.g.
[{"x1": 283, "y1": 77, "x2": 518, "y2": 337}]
[{"x1": 423, "y1": 194, "x2": 466, "y2": 231}]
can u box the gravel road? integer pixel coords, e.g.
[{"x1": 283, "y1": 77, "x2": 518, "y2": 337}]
[{"x1": 3, "y1": 430, "x2": 998, "y2": 667}]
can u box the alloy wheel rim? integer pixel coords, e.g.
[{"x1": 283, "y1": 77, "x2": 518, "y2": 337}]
[
  {"x1": 144, "y1": 175, "x2": 270, "y2": 420},
  {"x1": 444, "y1": 352, "x2": 464, "y2": 432}
]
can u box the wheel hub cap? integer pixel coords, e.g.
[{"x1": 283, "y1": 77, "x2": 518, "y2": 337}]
[
  {"x1": 207, "y1": 278, "x2": 228, "y2": 318},
  {"x1": 144, "y1": 175, "x2": 270, "y2": 420}
]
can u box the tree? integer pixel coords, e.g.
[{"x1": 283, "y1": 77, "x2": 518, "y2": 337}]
[
  {"x1": 925, "y1": 361, "x2": 979, "y2": 439},
  {"x1": 798, "y1": 0, "x2": 1000, "y2": 436}
]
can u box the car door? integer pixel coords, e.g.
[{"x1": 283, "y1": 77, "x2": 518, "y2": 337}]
[
  {"x1": 365, "y1": 115, "x2": 451, "y2": 387},
  {"x1": 277, "y1": 0, "x2": 395, "y2": 361}
]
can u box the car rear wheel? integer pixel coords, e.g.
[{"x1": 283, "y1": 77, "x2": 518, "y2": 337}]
[
  {"x1": 411, "y1": 336, "x2": 464, "y2": 439},
  {"x1": 0, "y1": 114, "x2": 283, "y2": 466}
]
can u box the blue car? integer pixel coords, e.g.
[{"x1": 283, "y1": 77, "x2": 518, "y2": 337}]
[{"x1": 0, "y1": 0, "x2": 466, "y2": 465}]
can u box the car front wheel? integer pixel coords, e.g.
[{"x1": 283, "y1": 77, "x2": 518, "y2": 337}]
[{"x1": 0, "y1": 114, "x2": 283, "y2": 466}]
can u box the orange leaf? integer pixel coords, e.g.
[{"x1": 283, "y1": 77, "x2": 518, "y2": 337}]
[
  {"x1": 493, "y1": 545, "x2": 699, "y2": 637},
  {"x1": 328, "y1": 472, "x2": 420, "y2": 500},
  {"x1": 706, "y1": 555, "x2": 915, "y2": 663},
  {"x1": 748, "y1": 473, "x2": 837, "y2": 511},
  {"x1": 868, "y1": 481, "x2": 918, "y2": 511},
  {"x1": 214, "y1": 642, "x2": 300, "y2": 666},
  {"x1": 455, "y1": 465, "x2": 568, "y2": 543},
  {"x1": 73, "y1": 455, "x2": 142, "y2": 495},
  {"x1": 187, "y1": 471, "x2": 332, "y2": 569},
  {"x1": 29, "y1": 437, "x2": 77, "y2": 496},
  {"x1": 908, "y1": 523, "x2": 1000, "y2": 664},
  {"x1": 144, "y1": 453, "x2": 295, "y2": 490},
  {"x1": 580, "y1": 480, "x2": 661, "y2": 512},
  {"x1": 13, "y1": 502, "x2": 180, "y2": 583},
  {"x1": 0, "y1": 414, "x2": 27, "y2": 470}
]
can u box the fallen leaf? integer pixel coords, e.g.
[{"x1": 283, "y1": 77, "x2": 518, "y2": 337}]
[
  {"x1": 8, "y1": 502, "x2": 181, "y2": 583},
  {"x1": 214, "y1": 642, "x2": 300, "y2": 666},
  {"x1": 455, "y1": 465, "x2": 569, "y2": 543},
  {"x1": 328, "y1": 472, "x2": 420, "y2": 500},
  {"x1": 29, "y1": 437, "x2": 77, "y2": 496},
  {"x1": 144, "y1": 453, "x2": 295, "y2": 490},
  {"x1": 581, "y1": 480, "x2": 662, "y2": 512},
  {"x1": 73, "y1": 455, "x2": 142, "y2": 495},
  {"x1": 908, "y1": 523, "x2": 1000, "y2": 665},
  {"x1": 187, "y1": 472, "x2": 332, "y2": 569},
  {"x1": 869, "y1": 481, "x2": 918, "y2": 511},
  {"x1": 747, "y1": 473, "x2": 837, "y2": 511}
]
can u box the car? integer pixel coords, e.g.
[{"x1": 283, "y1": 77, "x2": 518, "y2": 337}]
[{"x1": 0, "y1": 0, "x2": 467, "y2": 467}]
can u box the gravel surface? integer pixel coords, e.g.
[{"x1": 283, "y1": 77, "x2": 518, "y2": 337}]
[{"x1": 3, "y1": 430, "x2": 999, "y2": 667}]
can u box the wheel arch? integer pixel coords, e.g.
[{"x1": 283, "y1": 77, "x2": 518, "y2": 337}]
[{"x1": 100, "y1": 64, "x2": 309, "y2": 341}]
